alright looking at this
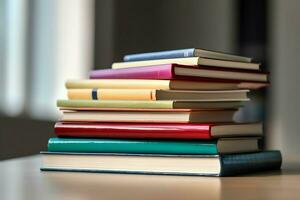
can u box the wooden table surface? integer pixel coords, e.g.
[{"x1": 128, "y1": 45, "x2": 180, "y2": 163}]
[{"x1": 0, "y1": 155, "x2": 300, "y2": 200}]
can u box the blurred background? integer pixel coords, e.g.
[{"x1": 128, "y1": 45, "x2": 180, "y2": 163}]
[{"x1": 0, "y1": 0, "x2": 299, "y2": 164}]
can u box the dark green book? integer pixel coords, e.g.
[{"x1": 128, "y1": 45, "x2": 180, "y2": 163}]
[
  {"x1": 40, "y1": 151, "x2": 282, "y2": 176},
  {"x1": 48, "y1": 137, "x2": 261, "y2": 155}
]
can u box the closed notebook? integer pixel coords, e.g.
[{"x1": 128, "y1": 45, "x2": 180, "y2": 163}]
[
  {"x1": 66, "y1": 79, "x2": 268, "y2": 90},
  {"x1": 113, "y1": 57, "x2": 259, "y2": 71},
  {"x1": 60, "y1": 109, "x2": 237, "y2": 123},
  {"x1": 55, "y1": 122, "x2": 263, "y2": 139},
  {"x1": 91, "y1": 64, "x2": 268, "y2": 82},
  {"x1": 124, "y1": 48, "x2": 253, "y2": 63},
  {"x1": 57, "y1": 99, "x2": 245, "y2": 110},
  {"x1": 67, "y1": 89, "x2": 249, "y2": 101},
  {"x1": 41, "y1": 151, "x2": 282, "y2": 176},
  {"x1": 47, "y1": 138, "x2": 261, "y2": 154}
]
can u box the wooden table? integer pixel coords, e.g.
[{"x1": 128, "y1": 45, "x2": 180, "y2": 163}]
[{"x1": 0, "y1": 155, "x2": 300, "y2": 200}]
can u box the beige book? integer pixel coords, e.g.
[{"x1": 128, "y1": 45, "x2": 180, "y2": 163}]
[
  {"x1": 66, "y1": 79, "x2": 268, "y2": 90},
  {"x1": 112, "y1": 57, "x2": 260, "y2": 70},
  {"x1": 61, "y1": 109, "x2": 236, "y2": 123}
]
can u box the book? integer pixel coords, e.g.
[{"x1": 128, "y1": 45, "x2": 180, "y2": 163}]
[
  {"x1": 67, "y1": 89, "x2": 249, "y2": 101},
  {"x1": 66, "y1": 79, "x2": 268, "y2": 90},
  {"x1": 91, "y1": 64, "x2": 268, "y2": 82},
  {"x1": 47, "y1": 137, "x2": 261, "y2": 154},
  {"x1": 57, "y1": 99, "x2": 245, "y2": 110},
  {"x1": 112, "y1": 57, "x2": 260, "y2": 71},
  {"x1": 123, "y1": 48, "x2": 253, "y2": 63},
  {"x1": 55, "y1": 122, "x2": 263, "y2": 139},
  {"x1": 60, "y1": 109, "x2": 237, "y2": 123},
  {"x1": 40, "y1": 151, "x2": 282, "y2": 176}
]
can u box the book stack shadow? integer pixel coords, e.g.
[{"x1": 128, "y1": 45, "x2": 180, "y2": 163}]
[{"x1": 41, "y1": 48, "x2": 282, "y2": 176}]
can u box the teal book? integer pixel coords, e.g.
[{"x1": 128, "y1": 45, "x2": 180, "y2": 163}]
[{"x1": 47, "y1": 137, "x2": 261, "y2": 155}]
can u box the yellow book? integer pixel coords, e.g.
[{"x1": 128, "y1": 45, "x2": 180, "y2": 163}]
[{"x1": 67, "y1": 89, "x2": 249, "y2": 101}]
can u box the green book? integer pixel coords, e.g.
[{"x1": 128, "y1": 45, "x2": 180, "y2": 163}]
[
  {"x1": 57, "y1": 99, "x2": 244, "y2": 110},
  {"x1": 48, "y1": 138, "x2": 260, "y2": 155}
]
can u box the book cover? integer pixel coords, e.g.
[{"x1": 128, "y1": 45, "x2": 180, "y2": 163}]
[
  {"x1": 58, "y1": 99, "x2": 174, "y2": 109},
  {"x1": 89, "y1": 64, "x2": 174, "y2": 79},
  {"x1": 68, "y1": 89, "x2": 157, "y2": 101},
  {"x1": 124, "y1": 48, "x2": 196, "y2": 61},
  {"x1": 55, "y1": 122, "x2": 213, "y2": 139},
  {"x1": 220, "y1": 151, "x2": 282, "y2": 176},
  {"x1": 48, "y1": 138, "x2": 220, "y2": 154}
]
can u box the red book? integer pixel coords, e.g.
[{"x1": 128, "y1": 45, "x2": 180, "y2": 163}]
[{"x1": 55, "y1": 122, "x2": 262, "y2": 140}]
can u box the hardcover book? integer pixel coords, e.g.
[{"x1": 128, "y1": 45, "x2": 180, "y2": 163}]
[
  {"x1": 57, "y1": 99, "x2": 245, "y2": 110},
  {"x1": 66, "y1": 79, "x2": 268, "y2": 90},
  {"x1": 67, "y1": 89, "x2": 249, "y2": 101},
  {"x1": 91, "y1": 64, "x2": 268, "y2": 82},
  {"x1": 113, "y1": 57, "x2": 259, "y2": 70},
  {"x1": 60, "y1": 109, "x2": 237, "y2": 123},
  {"x1": 124, "y1": 48, "x2": 253, "y2": 63},
  {"x1": 55, "y1": 122, "x2": 263, "y2": 139},
  {"x1": 41, "y1": 151, "x2": 282, "y2": 176},
  {"x1": 47, "y1": 137, "x2": 261, "y2": 154}
]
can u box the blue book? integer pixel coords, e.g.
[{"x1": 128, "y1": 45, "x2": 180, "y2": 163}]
[
  {"x1": 123, "y1": 48, "x2": 253, "y2": 63},
  {"x1": 40, "y1": 151, "x2": 281, "y2": 176}
]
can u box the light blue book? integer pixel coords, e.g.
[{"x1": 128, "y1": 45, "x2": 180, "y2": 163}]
[{"x1": 123, "y1": 48, "x2": 253, "y2": 63}]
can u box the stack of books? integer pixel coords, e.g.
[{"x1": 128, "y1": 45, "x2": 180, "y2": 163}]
[{"x1": 41, "y1": 48, "x2": 282, "y2": 176}]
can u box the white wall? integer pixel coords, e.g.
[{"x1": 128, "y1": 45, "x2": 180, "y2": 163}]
[
  {"x1": 113, "y1": 0, "x2": 238, "y2": 62},
  {"x1": 268, "y1": 0, "x2": 300, "y2": 163}
]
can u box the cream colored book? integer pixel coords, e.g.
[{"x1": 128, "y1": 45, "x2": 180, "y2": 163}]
[
  {"x1": 41, "y1": 149, "x2": 282, "y2": 176},
  {"x1": 112, "y1": 57, "x2": 260, "y2": 70},
  {"x1": 66, "y1": 79, "x2": 267, "y2": 90},
  {"x1": 61, "y1": 109, "x2": 236, "y2": 123}
]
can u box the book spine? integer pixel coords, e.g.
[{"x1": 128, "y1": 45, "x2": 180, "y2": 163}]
[
  {"x1": 123, "y1": 48, "x2": 195, "y2": 61},
  {"x1": 89, "y1": 64, "x2": 174, "y2": 79},
  {"x1": 54, "y1": 122, "x2": 213, "y2": 139},
  {"x1": 57, "y1": 100, "x2": 174, "y2": 109},
  {"x1": 220, "y1": 151, "x2": 282, "y2": 176},
  {"x1": 48, "y1": 138, "x2": 218, "y2": 154},
  {"x1": 68, "y1": 89, "x2": 156, "y2": 100}
]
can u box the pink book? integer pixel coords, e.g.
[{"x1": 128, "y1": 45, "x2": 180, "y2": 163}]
[{"x1": 89, "y1": 64, "x2": 269, "y2": 83}]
